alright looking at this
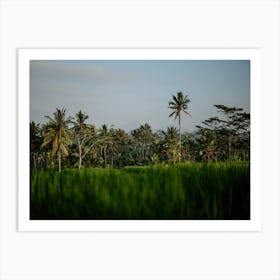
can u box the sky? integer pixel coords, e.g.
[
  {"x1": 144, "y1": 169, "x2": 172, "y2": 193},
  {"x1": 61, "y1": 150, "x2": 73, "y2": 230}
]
[{"x1": 30, "y1": 60, "x2": 250, "y2": 133}]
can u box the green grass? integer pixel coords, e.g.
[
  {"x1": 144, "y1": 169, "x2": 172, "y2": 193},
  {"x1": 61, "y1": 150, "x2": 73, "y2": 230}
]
[{"x1": 30, "y1": 162, "x2": 250, "y2": 220}]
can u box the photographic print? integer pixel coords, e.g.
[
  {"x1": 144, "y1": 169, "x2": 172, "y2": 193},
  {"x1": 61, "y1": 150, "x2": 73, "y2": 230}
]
[{"x1": 18, "y1": 49, "x2": 262, "y2": 231}]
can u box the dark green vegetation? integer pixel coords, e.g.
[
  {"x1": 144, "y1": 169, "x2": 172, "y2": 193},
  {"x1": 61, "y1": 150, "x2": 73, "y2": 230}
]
[
  {"x1": 30, "y1": 100, "x2": 250, "y2": 172},
  {"x1": 30, "y1": 93, "x2": 250, "y2": 220},
  {"x1": 30, "y1": 162, "x2": 250, "y2": 220}
]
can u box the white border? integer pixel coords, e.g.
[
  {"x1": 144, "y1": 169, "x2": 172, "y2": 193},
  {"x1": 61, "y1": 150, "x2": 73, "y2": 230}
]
[{"x1": 18, "y1": 48, "x2": 262, "y2": 232}]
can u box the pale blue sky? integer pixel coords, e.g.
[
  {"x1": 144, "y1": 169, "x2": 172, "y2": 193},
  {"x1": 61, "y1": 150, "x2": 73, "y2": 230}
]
[{"x1": 30, "y1": 60, "x2": 250, "y2": 132}]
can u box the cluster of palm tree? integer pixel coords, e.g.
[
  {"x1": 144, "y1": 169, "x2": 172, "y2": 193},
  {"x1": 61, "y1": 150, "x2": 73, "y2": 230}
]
[{"x1": 30, "y1": 92, "x2": 250, "y2": 172}]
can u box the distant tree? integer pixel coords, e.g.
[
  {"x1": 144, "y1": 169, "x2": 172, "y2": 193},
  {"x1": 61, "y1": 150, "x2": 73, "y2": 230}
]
[
  {"x1": 199, "y1": 129, "x2": 216, "y2": 161},
  {"x1": 181, "y1": 132, "x2": 198, "y2": 161},
  {"x1": 131, "y1": 123, "x2": 154, "y2": 164},
  {"x1": 168, "y1": 92, "x2": 191, "y2": 161},
  {"x1": 72, "y1": 110, "x2": 92, "y2": 169},
  {"x1": 41, "y1": 108, "x2": 73, "y2": 172},
  {"x1": 235, "y1": 112, "x2": 250, "y2": 160},
  {"x1": 159, "y1": 127, "x2": 180, "y2": 164},
  {"x1": 74, "y1": 110, "x2": 89, "y2": 130},
  {"x1": 110, "y1": 128, "x2": 134, "y2": 168},
  {"x1": 99, "y1": 124, "x2": 114, "y2": 167},
  {"x1": 196, "y1": 105, "x2": 250, "y2": 161},
  {"x1": 213, "y1": 105, "x2": 243, "y2": 158},
  {"x1": 30, "y1": 121, "x2": 42, "y2": 170},
  {"x1": 213, "y1": 105, "x2": 251, "y2": 160}
]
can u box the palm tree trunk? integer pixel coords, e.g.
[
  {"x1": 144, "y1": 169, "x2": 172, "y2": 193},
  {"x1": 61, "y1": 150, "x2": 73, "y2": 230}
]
[
  {"x1": 78, "y1": 143, "x2": 82, "y2": 169},
  {"x1": 104, "y1": 145, "x2": 107, "y2": 167},
  {"x1": 33, "y1": 154, "x2": 37, "y2": 170},
  {"x1": 77, "y1": 135, "x2": 82, "y2": 169},
  {"x1": 79, "y1": 152, "x2": 82, "y2": 169},
  {"x1": 228, "y1": 132, "x2": 231, "y2": 158},
  {"x1": 58, "y1": 131, "x2": 62, "y2": 172},
  {"x1": 58, "y1": 150, "x2": 61, "y2": 173},
  {"x1": 179, "y1": 115, "x2": 181, "y2": 162}
]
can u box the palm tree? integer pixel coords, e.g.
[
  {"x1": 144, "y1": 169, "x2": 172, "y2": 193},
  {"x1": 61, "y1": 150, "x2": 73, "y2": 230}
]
[
  {"x1": 73, "y1": 111, "x2": 91, "y2": 169},
  {"x1": 159, "y1": 127, "x2": 180, "y2": 164},
  {"x1": 99, "y1": 124, "x2": 114, "y2": 167},
  {"x1": 199, "y1": 130, "x2": 216, "y2": 162},
  {"x1": 30, "y1": 121, "x2": 42, "y2": 170},
  {"x1": 41, "y1": 108, "x2": 73, "y2": 172},
  {"x1": 168, "y1": 92, "x2": 191, "y2": 162},
  {"x1": 131, "y1": 123, "x2": 154, "y2": 163},
  {"x1": 74, "y1": 110, "x2": 89, "y2": 130}
]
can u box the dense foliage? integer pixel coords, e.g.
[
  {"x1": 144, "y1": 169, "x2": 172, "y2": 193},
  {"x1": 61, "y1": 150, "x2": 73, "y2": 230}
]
[
  {"x1": 30, "y1": 93, "x2": 250, "y2": 220},
  {"x1": 30, "y1": 104, "x2": 250, "y2": 171},
  {"x1": 31, "y1": 162, "x2": 250, "y2": 220}
]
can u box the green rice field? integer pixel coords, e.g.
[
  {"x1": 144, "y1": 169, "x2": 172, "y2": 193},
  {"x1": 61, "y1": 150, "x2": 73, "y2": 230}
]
[{"x1": 30, "y1": 162, "x2": 250, "y2": 220}]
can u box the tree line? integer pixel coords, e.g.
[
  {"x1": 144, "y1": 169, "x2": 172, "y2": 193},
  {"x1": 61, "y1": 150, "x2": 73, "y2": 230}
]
[{"x1": 30, "y1": 92, "x2": 250, "y2": 172}]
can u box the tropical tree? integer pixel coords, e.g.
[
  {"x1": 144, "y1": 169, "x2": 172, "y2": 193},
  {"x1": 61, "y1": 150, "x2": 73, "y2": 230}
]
[
  {"x1": 99, "y1": 124, "x2": 113, "y2": 167},
  {"x1": 73, "y1": 125, "x2": 111, "y2": 169},
  {"x1": 181, "y1": 132, "x2": 198, "y2": 161},
  {"x1": 110, "y1": 128, "x2": 134, "y2": 168},
  {"x1": 159, "y1": 126, "x2": 180, "y2": 164},
  {"x1": 72, "y1": 110, "x2": 93, "y2": 169},
  {"x1": 196, "y1": 105, "x2": 250, "y2": 161},
  {"x1": 30, "y1": 121, "x2": 42, "y2": 170},
  {"x1": 199, "y1": 130, "x2": 216, "y2": 161},
  {"x1": 74, "y1": 110, "x2": 89, "y2": 130},
  {"x1": 213, "y1": 105, "x2": 242, "y2": 158},
  {"x1": 168, "y1": 92, "x2": 191, "y2": 162},
  {"x1": 131, "y1": 123, "x2": 154, "y2": 164},
  {"x1": 41, "y1": 108, "x2": 73, "y2": 172}
]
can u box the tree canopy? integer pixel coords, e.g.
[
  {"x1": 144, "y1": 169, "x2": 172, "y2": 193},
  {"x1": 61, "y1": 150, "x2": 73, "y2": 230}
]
[{"x1": 30, "y1": 103, "x2": 250, "y2": 171}]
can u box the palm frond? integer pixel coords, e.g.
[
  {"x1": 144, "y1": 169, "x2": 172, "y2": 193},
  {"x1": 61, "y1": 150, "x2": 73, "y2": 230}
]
[
  {"x1": 172, "y1": 94, "x2": 179, "y2": 104},
  {"x1": 52, "y1": 136, "x2": 58, "y2": 154},
  {"x1": 183, "y1": 110, "x2": 191, "y2": 117},
  {"x1": 44, "y1": 116, "x2": 55, "y2": 123},
  {"x1": 60, "y1": 144, "x2": 68, "y2": 157},
  {"x1": 168, "y1": 111, "x2": 177, "y2": 118}
]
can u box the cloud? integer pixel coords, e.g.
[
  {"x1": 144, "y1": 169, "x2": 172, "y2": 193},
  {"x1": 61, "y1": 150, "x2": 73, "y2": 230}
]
[{"x1": 30, "y1": 60, "x2": 129, "y2": 85}]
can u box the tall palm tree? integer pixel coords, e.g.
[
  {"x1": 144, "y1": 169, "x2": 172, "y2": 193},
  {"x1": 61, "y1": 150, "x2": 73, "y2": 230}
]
[
  {"x1": 99, "y1": 124, "x2": 113, "y2": 167},
  {"x1": 73, "y1": 111, "x2": 90, "y2": 169},
  {"x1": 168, "y1": 92, "x2": 191, "y2": 162},
  {"x1": 41, "y1": 108, "x2": 73, "y2": 172},
  {"x1": 30, "y1": 121, "x2": 42, "y2": 170}
]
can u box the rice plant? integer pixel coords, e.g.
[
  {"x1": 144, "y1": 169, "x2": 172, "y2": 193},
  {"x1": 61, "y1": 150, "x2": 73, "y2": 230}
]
[{"x1": 30, "y1": 162, "x2": 250, "y2": 220}]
